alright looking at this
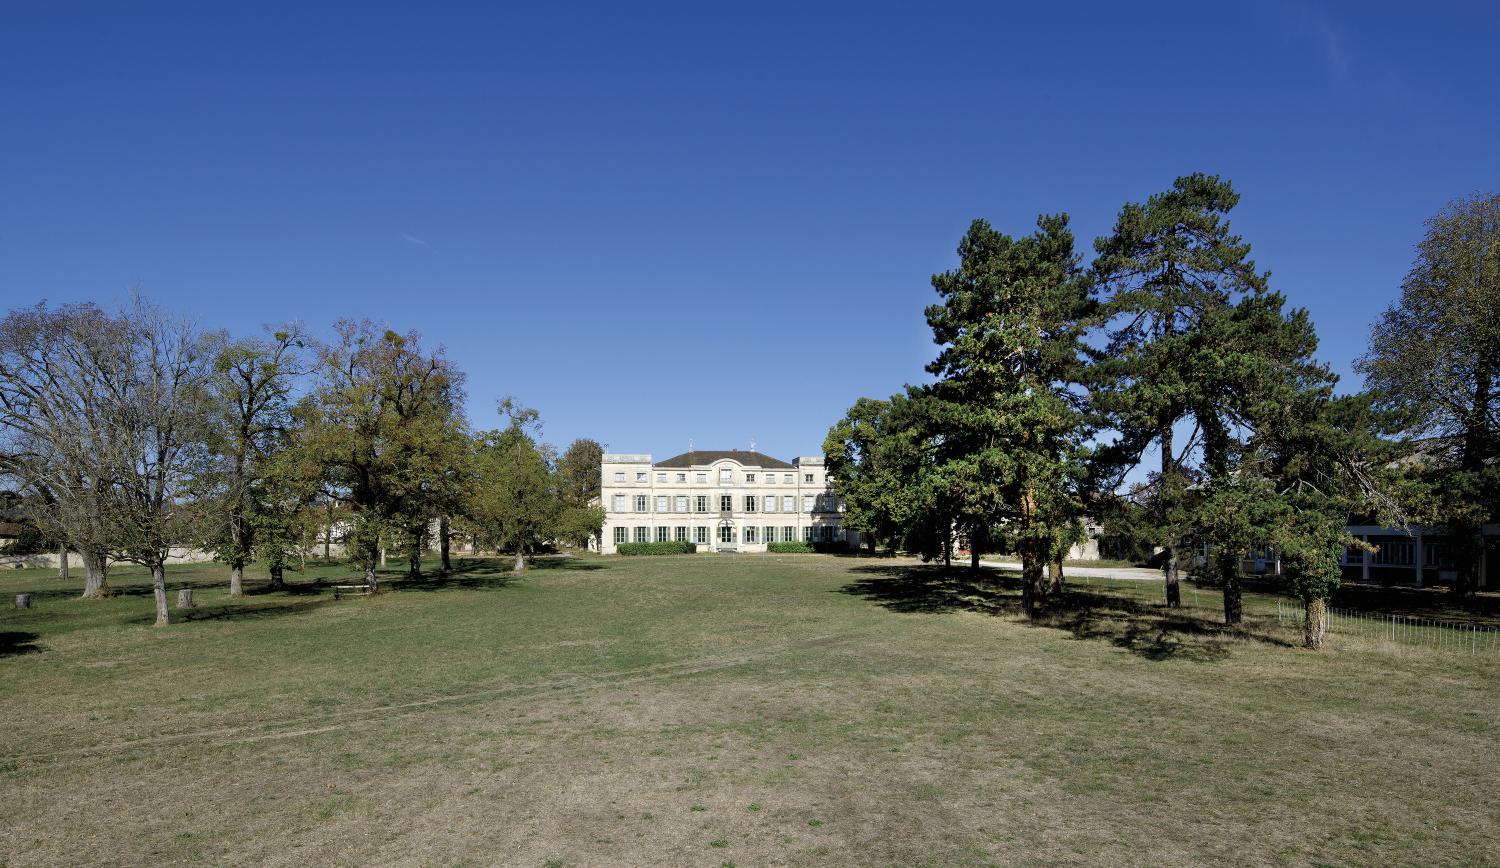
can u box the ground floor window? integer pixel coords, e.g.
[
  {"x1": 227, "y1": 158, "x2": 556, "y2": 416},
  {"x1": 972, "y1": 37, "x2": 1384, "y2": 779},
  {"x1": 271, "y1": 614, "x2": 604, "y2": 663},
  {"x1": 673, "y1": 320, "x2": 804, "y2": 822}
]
[
  {"x1": 744, "y1": 526, "x2": 759, "y2": 543},
  {"x1": 695, "y1": 526, "x2": 709, "y2": 544},
  {"x1": 765, "y1": 526, "x2": 777, "y2": 543},
  {"x1": 803, "y1": 526, "x2": 814, "y2": 542},
  {"x1": 821, "y1": 525, "x2": 835, "y2": 543},
  {"x1": 675, "y1": 526, "x2": 687, "y2": 542},
  {"x1": 614, "y1": 527, "x2": 627, "y2": 544},
  {"x1": 656, "y1": 526, "x2": 670, "y2": 542},
  {"x1": 719, "y1": 525, "x2": 735, "y2": 543},
  {"x1": 784, "y1": 526, "x2": 795, "y2": 542},
  {"x1": 634, "y1": 527, "x2": 649, "y2": 543}
]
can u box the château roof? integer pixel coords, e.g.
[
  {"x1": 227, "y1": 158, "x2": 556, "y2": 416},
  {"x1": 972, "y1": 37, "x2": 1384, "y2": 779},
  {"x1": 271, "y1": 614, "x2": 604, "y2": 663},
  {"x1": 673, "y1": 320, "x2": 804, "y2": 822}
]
[{"x1": 654, "y1": 449, "x2": 795, "y2": 470}]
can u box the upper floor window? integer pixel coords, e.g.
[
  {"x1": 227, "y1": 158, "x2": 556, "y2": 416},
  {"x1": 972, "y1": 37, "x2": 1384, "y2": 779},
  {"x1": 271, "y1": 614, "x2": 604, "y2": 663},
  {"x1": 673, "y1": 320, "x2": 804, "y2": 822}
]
[
  {"x1": 765, "y1": 495, "x2": 778, "y2": 512},
  {"x1": 655, "y1": 495, "x2": 669, "y2": 512},
  {"x1": 675, "y1": 495, "x2": 688, "y2": 512},
  {"x1": 745, "y1": 473, "x2": 756, "y2": 483},
  {"x1": 636, "y1": 472, "x2": 647, "y2": 482},
  {"x1": 745, "y1": 495, "x2": 758, "y2": 513},
  {"x1": 804, "y1": 473, "x2": 815, "y2": 484},
  {"x1": 719, "y1": 468, "x2": 733, "y2": 483},
  {"x1": 695, "y1": 495, "x2": 709, "y2": 512},
  {"x1": 695, "y1": 472, "x2": 707, "y2": 483},
  {"x1": 720, "y1": 494, "x2": 733, "y2": 512},
  {"x1": 803, "y1": 495, "x2": 815, "y2": 512},
  {"x1": 657, "y1": 472, "x2": 667, "y2": 482},
  {"x1": 612, "y1": 494, "x2": 626, "y2": 512},
  {"x1": 676, "y1": 473, "x2": 687, "y2": 482},
  {"x1": 614, "y1": 472, "x2": 625, "y2": 482},
  {"x1": 782, "y1": 495, "x2": 794, "y2": 512},
  {"x1": 635, "y1": 495, "x2": 648, "y2": 512}
]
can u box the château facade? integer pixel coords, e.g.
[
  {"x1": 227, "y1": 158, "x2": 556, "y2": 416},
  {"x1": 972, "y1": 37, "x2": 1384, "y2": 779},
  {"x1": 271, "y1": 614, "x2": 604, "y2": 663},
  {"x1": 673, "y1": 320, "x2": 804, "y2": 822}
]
[{"x1": 594, "y1": 449, "x2": 855, "y2": 554}]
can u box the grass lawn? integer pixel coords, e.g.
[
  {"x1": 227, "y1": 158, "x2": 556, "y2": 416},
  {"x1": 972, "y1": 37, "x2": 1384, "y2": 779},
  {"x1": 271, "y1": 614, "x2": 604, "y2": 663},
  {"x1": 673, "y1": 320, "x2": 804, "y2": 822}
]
[{"x1": 2, "y1": 553, "x2": 1497, "y2": 866}]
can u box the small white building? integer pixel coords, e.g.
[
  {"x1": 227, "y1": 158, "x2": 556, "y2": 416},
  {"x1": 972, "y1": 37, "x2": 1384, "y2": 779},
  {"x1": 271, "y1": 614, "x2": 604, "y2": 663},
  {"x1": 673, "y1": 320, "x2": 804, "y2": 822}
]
[{"x1": 595, "y1": 449, "x2": 854, "y2": 553}]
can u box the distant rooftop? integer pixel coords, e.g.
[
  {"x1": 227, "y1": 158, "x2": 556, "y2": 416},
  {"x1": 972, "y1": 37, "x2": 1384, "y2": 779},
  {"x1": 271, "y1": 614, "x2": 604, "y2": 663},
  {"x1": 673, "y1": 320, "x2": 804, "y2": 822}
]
[{"x1": 654, "y1": 449, "x2": 796, "y2": 470}]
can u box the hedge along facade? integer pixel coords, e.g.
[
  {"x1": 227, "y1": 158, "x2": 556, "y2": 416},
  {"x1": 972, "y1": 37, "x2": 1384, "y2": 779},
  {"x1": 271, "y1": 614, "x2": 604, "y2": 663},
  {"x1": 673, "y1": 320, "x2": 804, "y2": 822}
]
[{"x1": 593, "y1": 449, "x2": 857, "y2": 554}]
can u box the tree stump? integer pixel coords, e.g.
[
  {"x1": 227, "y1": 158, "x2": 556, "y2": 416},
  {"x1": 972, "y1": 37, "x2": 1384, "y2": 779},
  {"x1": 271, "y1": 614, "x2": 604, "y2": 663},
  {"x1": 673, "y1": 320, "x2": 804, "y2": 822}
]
[
  {"x1": 176, "y1": 588, "x2": 194, "y2": 608},
  {"x1": 15, "y1": 593, "x2": 30, "y2": 609}
]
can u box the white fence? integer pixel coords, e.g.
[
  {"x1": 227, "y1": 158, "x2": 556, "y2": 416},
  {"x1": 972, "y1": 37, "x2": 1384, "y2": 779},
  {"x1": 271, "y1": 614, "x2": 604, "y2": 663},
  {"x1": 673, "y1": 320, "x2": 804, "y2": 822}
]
[{"x1": 1276, "y1": 600, "x2": 1500, "y2": 655}]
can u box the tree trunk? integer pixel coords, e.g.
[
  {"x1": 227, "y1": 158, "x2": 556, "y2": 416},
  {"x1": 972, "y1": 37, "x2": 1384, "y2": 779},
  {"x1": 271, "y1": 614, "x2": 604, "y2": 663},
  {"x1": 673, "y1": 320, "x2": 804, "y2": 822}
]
[
  {"x1": 440, "y1": 515, "x2": 451, "y2": 573},
  {"x1": 269, "y1": 564, "x2": 284, "y2": 590},
  {"x1": 15, "y1": 593, "x2": 30, "y2": 609},
  {"x1": 229, "y1": 560, "x2": 244, "y2": 597},
  {"x1": 971, "y1": 547, "x2": 981, "y2": 572},
  {"x1": 1219, "y1": 553, "x2": 1242, "y2": 625},
  {"x1": 942, "y1": 534, "x2": 952, "y2": 568},
  {"x1": 408, "y1": 543, "x2": 422, "y2": 580},
  {"x1": 513, "y1": 546, "x2": 526, "y2": 573},
  {"x1": 152, "y1": 562, "x2": 169, "y2": 626},
  {"x1": 379, "y1": 546, "x2": 387, "y2": 567},
  {"x1": 1163, "y1": 544, "x2": 1181, "y2": 608},
  {"x1": 1303, "y1": 597, "x2": 1328, "y2": 649},
  {"x1": 81, "y1": 549, "x2": 110, "y2": 599},
  {"x1": 176, "y1": 588, "x2": 194, "y2": 608},
  {"x1": 323, "y1": 500, "x2": 333, "y2": 561},
  {"x1": 1021, "y1": 550, "x2": 1048, "y2": 618},
  {"x1": 1048, "y1": 558, "x2": 1064, "y2": 594},
  {"x1": 58, "y1": 545, "x2": 70, "y2": 580}
]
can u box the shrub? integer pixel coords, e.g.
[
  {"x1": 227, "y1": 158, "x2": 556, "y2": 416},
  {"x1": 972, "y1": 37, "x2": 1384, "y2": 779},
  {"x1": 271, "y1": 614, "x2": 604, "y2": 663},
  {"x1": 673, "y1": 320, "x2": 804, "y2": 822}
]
[
  {"x1": 767, "y1": 541, "x2": 813, "y2": 553},
  {"x1": 616, "y1": 541, "x2": 697, "y2": 556}
]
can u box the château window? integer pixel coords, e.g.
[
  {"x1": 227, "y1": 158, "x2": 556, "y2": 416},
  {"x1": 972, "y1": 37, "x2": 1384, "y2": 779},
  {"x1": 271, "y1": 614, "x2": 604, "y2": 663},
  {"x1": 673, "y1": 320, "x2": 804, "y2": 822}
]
[
  {"x1": 745, "y1": 495, "x2": 757, "y2": 513},
  {"x1": 744, "y1": 526, "x2": 759, "y2": 543},
  {"x1": 675, "y1": 495, "x2": 688, "y2": 512},
  {"x1": 676, "y1": 473, "x2": 686, "y2": 482},
  {"x1": 656, "y1": 495, "x2": 668, "y2": 512},
  {"x1": 783, "y1": 474, "x2": 793, "y2": 484},
  {"x1": 635, "y1": 527, "x2": 649, "y2": 542},
  {"x1": 719, "y1": 525, "x2": 735, "y2": 543},
  {"x1": 720, "y1": 468, "x2": 732, "y2": 483},
  {"x1": 635, "y1": 495, "x2": 648, "y2": 512},
  {"x1": 782, "y1": 495, "x2": 794, "y2": 512},
  {"x1": 765, "y1": 495, "x2": 777, "y2": 512},
  {"x1": 784, "y1": 525, "x2": 795, "y2": 542},
  {"x1": 695, "y1": 495, "x2": 708, "y2": 512},
  {"x1": 612, "y1": 494, "x2": 626, "y2": 512},
  {"x1": 614, "y1": 527, "x2": 627, "y2": 544},
  {"x1": 695, "y1": 526, "x2": 709, "y2": 544},
  {"x1": 614, "y1": 472, "x2": 625, "y2": 482},
  {"x1": 636, "y1": 472, "x2": 647, "y2": 482},
  {"x1": 745, "y1": 473, "x2": 756, "y2": 483},
  {"x1": 675, "y1": 526, "x2": 687, "y2": 542},
  {"x1": 764, "y1": 526, "x2": 777, "y2": 543},
  {"x1": 804, "y1": 473, "x2": 815, "y2": 484},
  {"x1": 720, "y1": 494, "x2": 733, "y2": 511},
  {"x1": 803, "y1": 495, "x2": 814, "y2": 512},
  {"x1": 696, "y1": 472, "x2": 707, "y2": 483}
]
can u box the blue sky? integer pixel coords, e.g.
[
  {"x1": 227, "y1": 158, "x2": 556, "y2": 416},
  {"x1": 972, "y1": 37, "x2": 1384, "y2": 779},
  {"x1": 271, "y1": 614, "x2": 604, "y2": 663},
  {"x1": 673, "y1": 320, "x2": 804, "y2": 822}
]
[{"x1": 3, "y1": 2, "x2": 1496, "y2": 461}]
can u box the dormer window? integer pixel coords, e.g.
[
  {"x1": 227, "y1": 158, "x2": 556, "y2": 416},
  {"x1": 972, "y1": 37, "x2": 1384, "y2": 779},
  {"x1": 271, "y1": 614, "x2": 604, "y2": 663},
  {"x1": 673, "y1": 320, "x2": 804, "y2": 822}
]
[{"x1": 719, "y1": 467, "x2": 732, "y2": 483}]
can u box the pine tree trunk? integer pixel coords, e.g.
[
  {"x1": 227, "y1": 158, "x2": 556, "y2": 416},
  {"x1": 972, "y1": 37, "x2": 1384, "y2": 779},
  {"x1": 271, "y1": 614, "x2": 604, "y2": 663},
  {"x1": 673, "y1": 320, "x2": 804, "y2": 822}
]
[
  {"x1": 1219, "y1": 553, "x2": 1242, "y2": 625},
  {"x1": 81, "y1": 549, "x2": 110, "y2": 599},
  {"x1": 1303, "y1": 597, "x2": 1328, "y2": 649},
  {"x1": 58, "y1": 545, "x2": 70, "y2": 580},
  {"x1": 229, "y1": 560, "x2": 244, "y2": 597},
  {"x1": 1021, "y1": 550, "x2": 1047, "y2": 619},
  {"x1": 152, "y1": 562, "x2": 169, "y2": 626},
  {"x1": 440, "y1": 516, "x2": 451, "y2": 573},
  {"x1": 1163, "y1": 544, "x2": 1181, "y2": 607},
  {"x1": 513, "y1": 546, "x2": 526, "y2": 573}
]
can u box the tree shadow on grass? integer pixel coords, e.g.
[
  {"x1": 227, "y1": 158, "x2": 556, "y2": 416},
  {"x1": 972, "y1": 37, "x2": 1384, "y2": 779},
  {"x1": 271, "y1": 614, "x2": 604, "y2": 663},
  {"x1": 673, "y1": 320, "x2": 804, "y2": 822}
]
[
  {"x1": 842, "y1": 564, "x2": 1293, "y2": 662},
  {"x1": 0, "y1": 630, "x2": 42, "y2": 657},
  {"x1": 383, "y1": 555, "x2": 602, "y2": 593},
  {"x1": 126, "y1": 597, "x2": 336, "y2": 626}
]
